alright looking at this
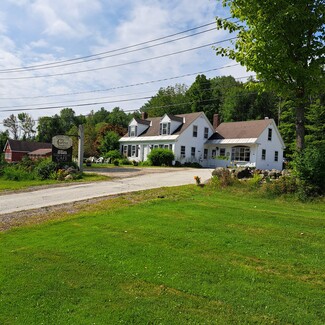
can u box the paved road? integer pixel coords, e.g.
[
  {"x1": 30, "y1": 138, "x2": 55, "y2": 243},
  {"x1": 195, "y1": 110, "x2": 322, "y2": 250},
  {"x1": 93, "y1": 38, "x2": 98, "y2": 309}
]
[{"x1": 0, "y1": 168, "x2": 213, "y2": 215}]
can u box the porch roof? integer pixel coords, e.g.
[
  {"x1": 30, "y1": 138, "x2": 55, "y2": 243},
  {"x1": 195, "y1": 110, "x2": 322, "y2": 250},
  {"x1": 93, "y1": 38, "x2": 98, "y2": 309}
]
[
  {"x1": 120, "y1": 135, "x2": 178, "y2": 142},
  {"x1": 206, "y1": 138, "x2": 258, "y2": 145}
]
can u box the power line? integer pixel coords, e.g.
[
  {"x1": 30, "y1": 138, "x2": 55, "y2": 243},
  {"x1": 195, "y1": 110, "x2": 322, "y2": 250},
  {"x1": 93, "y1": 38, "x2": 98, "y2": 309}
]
[
  {"x1": 0, "y1": 74, "x2": 255, "y2": 113},
  {"x1": 0, "y1": 73, "x2": 255, "y2": 111},
  {"x1": 0, "y1": 27, "x2": 218, "y2": 74},
  {"x1": 0, "y1": 64, "x2": 240, "y2": 100},
  {"x1": 0, "y1": 38, "x2": 236, "y2": 80},
  {"x1": 0, "y1": 19, "x2": 235, "y2": 73}
]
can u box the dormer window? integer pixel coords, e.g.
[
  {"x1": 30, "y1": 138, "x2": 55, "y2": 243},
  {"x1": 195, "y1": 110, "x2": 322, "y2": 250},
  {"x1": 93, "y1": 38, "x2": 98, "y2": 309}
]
[
  {"x1": 129, "y1": 125, "x2": 137, "y2": 137},
  {"x1": 160, "y1": 122, "x2": 171, "y2": 135}
]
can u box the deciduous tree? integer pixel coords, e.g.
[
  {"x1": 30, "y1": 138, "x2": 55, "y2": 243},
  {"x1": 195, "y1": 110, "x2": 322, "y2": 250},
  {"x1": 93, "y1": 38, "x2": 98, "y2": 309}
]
[
  {"x1": 3, "y1": 114, "x2": 19, "y2": 140},
  {"x1": 215, "y1": 0, "x2": 325, "y2": 150}
]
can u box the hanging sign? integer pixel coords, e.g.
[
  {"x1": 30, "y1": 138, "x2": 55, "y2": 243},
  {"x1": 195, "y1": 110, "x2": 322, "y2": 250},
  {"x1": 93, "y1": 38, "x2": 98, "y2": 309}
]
[{"x1": 52, "y1": 135, "x2": 73, "y2": 163}]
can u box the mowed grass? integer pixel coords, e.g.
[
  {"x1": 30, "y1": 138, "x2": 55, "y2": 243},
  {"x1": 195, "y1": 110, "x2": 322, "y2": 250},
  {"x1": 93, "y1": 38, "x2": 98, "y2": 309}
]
[
  {"x1": 0, "y1": 186, "x2": 324, "y2": 324},
  {"x1": 0, "y1": 173, "x2": 109, "y2": 192}
]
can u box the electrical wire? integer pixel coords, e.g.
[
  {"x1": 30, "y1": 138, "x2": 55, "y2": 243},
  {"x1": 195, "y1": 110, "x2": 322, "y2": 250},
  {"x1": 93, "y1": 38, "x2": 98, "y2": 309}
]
[
  {"x1": 0, "y1": 64, "x2": 240, "y2": 100},
  {"x1": 0, "y1": 74, "x2": 256, "y2": 113},
  {"x1": 0, "y1": 27, "x2": 219, "y2": 74},
  {"x1": 0, "y1": 19, "x2": 235, "y2": 73},
  {"x1": 0, "y1": 38, "x2": 236, "y2": 80}
]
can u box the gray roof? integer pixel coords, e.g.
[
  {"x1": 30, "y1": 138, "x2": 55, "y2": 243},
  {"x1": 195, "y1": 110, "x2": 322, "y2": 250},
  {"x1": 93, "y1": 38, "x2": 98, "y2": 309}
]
[
  {"x1": 4, "y1": 139, "x2": 52, "y2": 153},
  {"x1": 125, "y1": 112, "x2": 203, "y2": 137},
  {"x1": 209, "y1": 119, "x2": 273, "y2": 140}
]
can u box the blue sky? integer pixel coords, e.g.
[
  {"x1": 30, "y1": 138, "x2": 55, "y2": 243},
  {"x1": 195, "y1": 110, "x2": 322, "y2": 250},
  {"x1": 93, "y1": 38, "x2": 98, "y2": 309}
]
[{"x1": 0, "y1": 0, "x2": 250, "y2": 129}]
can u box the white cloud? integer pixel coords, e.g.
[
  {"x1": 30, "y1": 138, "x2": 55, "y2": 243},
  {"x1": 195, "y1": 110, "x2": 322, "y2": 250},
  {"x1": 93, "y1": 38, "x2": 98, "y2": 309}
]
[
  {"x1": 0, "y1": 0, "x2": 239, "y2": 128},
  {"x1": 29, "y1": 39, "x2": 48, "y2": 49}
]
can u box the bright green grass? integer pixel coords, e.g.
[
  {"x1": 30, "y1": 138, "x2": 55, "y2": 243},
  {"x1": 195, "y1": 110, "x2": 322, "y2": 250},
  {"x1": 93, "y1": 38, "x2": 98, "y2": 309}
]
[
  {"x1": 0, "y1": 186, "x2": 324, "y2": 324},
  {"x1": 0, "y1": 173, "x2": 109, "y2": 192}
]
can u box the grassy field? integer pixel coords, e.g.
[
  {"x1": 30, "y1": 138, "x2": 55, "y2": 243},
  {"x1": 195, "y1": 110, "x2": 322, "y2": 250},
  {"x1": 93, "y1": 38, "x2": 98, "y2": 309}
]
[
  {"x1": 0, "y1": 186, "x2": 324, "y2": 324},
  {"x1": 0, "y1": 173, "x2": 109, "y2": 192}
]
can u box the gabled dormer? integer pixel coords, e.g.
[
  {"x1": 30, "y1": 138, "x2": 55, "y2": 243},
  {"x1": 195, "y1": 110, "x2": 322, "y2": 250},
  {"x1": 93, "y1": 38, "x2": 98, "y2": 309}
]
[
  {"x1": 128, "y1": 117, "x2": 150, "y2": 137},
  {"x1": 159, "y1": 114, "x2": 183, "y2": 135}
]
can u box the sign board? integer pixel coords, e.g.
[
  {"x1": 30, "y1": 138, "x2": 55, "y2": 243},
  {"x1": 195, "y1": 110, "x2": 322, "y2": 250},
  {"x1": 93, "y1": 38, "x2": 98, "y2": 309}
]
[{"x1": 52, "y1": 135, "x2": 73, "y2": 163}]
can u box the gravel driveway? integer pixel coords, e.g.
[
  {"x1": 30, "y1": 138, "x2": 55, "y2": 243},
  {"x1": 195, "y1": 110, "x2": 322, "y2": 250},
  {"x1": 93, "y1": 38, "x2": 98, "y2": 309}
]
[{"x1": 0, "y1": 168, "x2": 213, "y2": 215}]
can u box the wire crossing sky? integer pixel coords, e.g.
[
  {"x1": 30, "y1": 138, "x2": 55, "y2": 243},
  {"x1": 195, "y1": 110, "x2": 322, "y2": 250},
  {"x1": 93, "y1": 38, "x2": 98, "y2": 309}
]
[{"x1": 0, "y1": 0, "x2": 250, "y2": 127}]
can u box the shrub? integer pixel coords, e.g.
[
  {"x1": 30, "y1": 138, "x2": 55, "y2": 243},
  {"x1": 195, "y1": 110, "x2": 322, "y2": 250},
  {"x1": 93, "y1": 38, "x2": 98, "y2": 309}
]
[
  {"x1": 119, "y1": 157, "x2": 132, "y2": 165},
  {"x1": 105, "y1": 150, "x2": 122, "y2": 162},
  {"x1": 292, "y1": 144, "x2": 325, "y2": 199},
  {"x1": 19, "y1": 155, "x2": 36, "y2": 172},
  {"x1": 0, "y1": 154, "x2": 8, "y2": 176},
  {"x1": 35, "y1": 158, "x2": 58, "y2": 180},
  {"x1": 113, "y1": 159, "x2": 119, "y2": 166},
  {"x1": 247, "y1": 171, "x2": 262, "y2": 189},
  {"x1": 213, "y1": 168, "x2": 233, "y2": 188},
  {"x1": 182, "y1": 162, "x2": 202, "y2": 168},
  {"x1": 139, "y1": 160, "x2": 152, "y2": 167},
  {"x1": 3, "y1": 165, "x2": 36, "y2": 181},
  {"x1": 147, "y1": 149, "x2": 174, "y2": 166},
  {"x1": 261, "y1": 175, "x2": 297, "y2": 198},
  {"x1": 173, "y1": 161, "x2": 182, "y2": 167}
]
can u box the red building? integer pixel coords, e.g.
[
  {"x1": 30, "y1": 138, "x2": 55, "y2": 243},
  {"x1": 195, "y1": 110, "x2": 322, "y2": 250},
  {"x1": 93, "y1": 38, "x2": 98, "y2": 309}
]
[{"x1": 3, "y1": 139, "x2": 52, "y2": 163}]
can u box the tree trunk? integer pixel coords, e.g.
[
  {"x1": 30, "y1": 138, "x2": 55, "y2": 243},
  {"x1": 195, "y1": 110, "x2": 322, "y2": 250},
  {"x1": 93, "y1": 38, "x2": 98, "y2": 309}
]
[{"x1": 295, "y1": 89, "x2": 306, "y2": 151}]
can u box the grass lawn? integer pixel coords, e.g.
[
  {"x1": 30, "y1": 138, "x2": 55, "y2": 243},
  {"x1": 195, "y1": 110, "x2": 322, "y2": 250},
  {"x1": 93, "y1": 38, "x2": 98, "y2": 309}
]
[
  {"x1": 0, "y1": 186, "x2": 324, "y2": 324},
  {"x1": 0, "y1": 173, "x2": 110, "y2": 192}
]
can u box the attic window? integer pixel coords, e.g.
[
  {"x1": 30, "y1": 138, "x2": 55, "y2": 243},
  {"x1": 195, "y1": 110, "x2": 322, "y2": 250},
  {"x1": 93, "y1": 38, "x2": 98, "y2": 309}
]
[
  {"x1": 160, "y1": 122, "x2": 171, "y2": 135},
  {"x1": 268, "y1": 128, "x2": 272, "y2": 141},
  {"x1": 129, "y1": 125, "x2": 137, "y2": 137}
]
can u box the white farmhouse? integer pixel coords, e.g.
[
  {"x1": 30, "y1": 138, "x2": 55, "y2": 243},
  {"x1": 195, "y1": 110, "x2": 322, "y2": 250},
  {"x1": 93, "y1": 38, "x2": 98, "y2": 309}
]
[
  {"x1": 119, "y1": 112, "x2": 215, "y2": 163},
  {"x1": 205, "y1": 117, "x2": 285, "y2": 170},
  {"x1": 119, "y1": 112, "x2": 285, "y2": 170}
]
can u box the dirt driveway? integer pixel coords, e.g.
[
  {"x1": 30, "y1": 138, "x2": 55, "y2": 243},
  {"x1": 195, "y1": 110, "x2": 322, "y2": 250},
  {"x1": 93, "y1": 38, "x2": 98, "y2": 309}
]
[
  {"x1": 84, "y1": 166, "x2": 189, "y2": 178},
  {"x1": 0, "y1": 167, "x2": 213, "y2": 231}
]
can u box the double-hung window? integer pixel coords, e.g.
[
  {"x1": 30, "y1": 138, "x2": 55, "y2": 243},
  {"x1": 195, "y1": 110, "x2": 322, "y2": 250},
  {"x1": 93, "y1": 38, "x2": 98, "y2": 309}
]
[
  {"x1": 191, "y1": 147, "x2": 196, "y2": 157},
  {"x1": 203, "y1": 149, "x2": 208, "y2": 159},
  {"x1": 129, "y1": 125, "x2": 137, "y2": 137},
  {"x1": 220, "y1": 148, "x2": 226, "y2": 156},
  {"x1": 274, "y1": 151, "x2": 278, "y2": 162},
  {"x1": 268, "y1": 128, "x2": 272, "y2": 141},
  {"x1": 262, "y1": 149, "x2": 266, "y2": 160},
  {"x1": 193, "y1": 125, "x2": 198, "y2": 137},
  {"x1": 204, "y1": 127, "x2": 209, "y2": 139},
  {"x1": 180, "y1": 146, "x2": 186, "y2": 158},
  {"x1": 160, "y1": 122, "x2": 171, "y2": 135}
]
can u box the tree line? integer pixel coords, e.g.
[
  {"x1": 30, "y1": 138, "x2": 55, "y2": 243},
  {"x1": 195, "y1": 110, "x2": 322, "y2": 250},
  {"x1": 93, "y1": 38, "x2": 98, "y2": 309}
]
[{"x1": 1, "y1": 74, "x2": 324, "y2": 158}]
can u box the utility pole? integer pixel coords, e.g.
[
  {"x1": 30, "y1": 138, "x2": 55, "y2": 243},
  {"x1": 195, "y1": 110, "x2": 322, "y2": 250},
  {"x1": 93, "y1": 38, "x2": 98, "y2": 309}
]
[{"x1": 78, "y1": 124, "x2": 84, "y2": 172}]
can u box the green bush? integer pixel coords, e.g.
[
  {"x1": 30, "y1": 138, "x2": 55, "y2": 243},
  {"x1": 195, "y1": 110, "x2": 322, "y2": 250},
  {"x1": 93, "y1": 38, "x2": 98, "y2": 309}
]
[
  {"x1": 211, "y1": 169, "x2": 234, "y2": 188},
  {"x1": 3, "y1": 165, "x2": 36, "y2": 181},
  {"x1": 0, "y1": 153, "x2": 8, "y2": 176},
  {"x1": 35, "y1": 158, "x2": 58, "y2": 180},
  {"x1": 147, "y1": 149, "x2": 174, "y2": 166},
  {"x1": 247, "y1": 172, "x2": 262, "y2": 189},
  {"x1": 139, "y1": 160, "x2": 152, "y2": 167},
  {"x1": 19, "y1": 155, "x2": 36, "y2": 172},
  {"x1": 119, "y1": 157, "x2": 132, "y2": 165},
  {"x1": 105, "y1": 150, "x2": 122, "y2": 162},
  {"x1": 292, "y1": 144, "x2": 325, "y2": 199},
  {"x1": 261, "y1": 176, "x2": 297, "y2": 198}
]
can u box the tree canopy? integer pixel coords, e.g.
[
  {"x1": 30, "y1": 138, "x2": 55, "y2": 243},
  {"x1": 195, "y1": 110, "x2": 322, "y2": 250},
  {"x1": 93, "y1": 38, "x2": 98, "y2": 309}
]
[{"x1": 215, "y1": 0, "x2": 325, "y2": 150}]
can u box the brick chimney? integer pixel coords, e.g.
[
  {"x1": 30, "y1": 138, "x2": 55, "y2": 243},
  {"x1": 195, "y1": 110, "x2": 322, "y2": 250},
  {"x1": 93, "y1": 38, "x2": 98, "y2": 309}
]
[
  {"x1": 141, "y1": 112, "x2": 148, "y2": 120},
  {"x1": 213, "y1": 114, "x2": 220, "y2": 129}
]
